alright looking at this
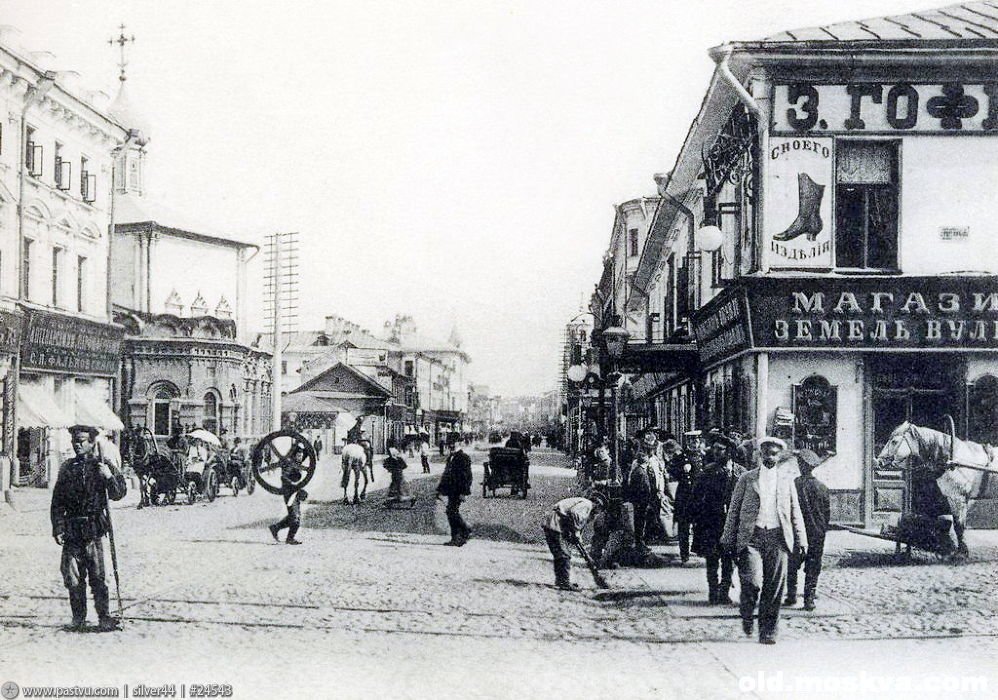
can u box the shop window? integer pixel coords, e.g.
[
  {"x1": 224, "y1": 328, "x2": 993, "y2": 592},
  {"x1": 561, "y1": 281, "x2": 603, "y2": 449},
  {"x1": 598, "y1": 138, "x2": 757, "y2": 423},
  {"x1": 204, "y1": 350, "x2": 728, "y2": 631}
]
[
  {"x1": 835, "y1": 141, "x2": 899, "y2": 270},
  {"x1": 969, "y1": 375, "x2": 998, "y2": 445},
  {"x1": 203, "y1": 391, "x2": 219, "y2": 434}
]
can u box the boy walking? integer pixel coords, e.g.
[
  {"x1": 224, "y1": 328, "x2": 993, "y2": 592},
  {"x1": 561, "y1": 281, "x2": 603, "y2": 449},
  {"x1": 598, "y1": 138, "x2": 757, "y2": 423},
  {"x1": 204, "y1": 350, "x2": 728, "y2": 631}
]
[{"x1": 785, "y1": 449, "x2": 830, "y2": 610}]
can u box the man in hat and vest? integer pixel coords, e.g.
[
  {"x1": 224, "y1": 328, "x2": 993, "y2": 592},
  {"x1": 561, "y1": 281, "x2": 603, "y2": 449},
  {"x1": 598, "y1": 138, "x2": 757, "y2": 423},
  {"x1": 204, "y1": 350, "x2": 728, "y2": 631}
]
[
  {"x1": 721, "y1": 436, "x2": 807, "y2": 644},
  {"x1": 50, "y1": 425, "x2": 128, "y2": 632}
]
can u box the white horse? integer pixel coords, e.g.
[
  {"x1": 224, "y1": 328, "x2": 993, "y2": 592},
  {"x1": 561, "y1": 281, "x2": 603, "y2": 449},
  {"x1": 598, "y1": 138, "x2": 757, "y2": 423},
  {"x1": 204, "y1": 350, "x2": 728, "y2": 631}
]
[
  {"x1": 341, "y1": 443, "x2": 368, "y2": 505},
  {"x1": 876, "y1": 421, "x2": 992, "y2": 557}
]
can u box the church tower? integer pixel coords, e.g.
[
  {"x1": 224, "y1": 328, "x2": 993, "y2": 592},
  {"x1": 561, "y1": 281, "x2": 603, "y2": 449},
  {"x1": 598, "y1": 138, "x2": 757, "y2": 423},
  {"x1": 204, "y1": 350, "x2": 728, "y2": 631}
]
[{"x1": 106, "y1": 25, "x2": 149, "y2": 195}]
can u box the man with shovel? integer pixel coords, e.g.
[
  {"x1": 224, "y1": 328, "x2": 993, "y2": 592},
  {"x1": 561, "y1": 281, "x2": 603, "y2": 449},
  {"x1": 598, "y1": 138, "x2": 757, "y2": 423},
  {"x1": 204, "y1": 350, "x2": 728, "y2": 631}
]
[
  {"x1": 541, "y1": 491, "x2": 608, "y2": 590},
  {"x1": 50, "y1": 425, "x2": 127, "y2": 632}
]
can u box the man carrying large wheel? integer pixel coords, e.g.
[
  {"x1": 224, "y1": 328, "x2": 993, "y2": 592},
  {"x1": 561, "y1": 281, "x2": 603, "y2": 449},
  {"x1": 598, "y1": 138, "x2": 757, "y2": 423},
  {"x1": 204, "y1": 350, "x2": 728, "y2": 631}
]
[{"x1": 50, "y1": 425, "x2": 127, "y2": 632}]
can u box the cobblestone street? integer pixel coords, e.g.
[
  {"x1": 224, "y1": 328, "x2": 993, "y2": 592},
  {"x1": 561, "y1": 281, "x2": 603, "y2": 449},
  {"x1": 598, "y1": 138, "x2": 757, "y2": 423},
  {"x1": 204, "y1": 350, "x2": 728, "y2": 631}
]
[{"x1": 2, "y1": 448, "x2": 996, "y2": 699}]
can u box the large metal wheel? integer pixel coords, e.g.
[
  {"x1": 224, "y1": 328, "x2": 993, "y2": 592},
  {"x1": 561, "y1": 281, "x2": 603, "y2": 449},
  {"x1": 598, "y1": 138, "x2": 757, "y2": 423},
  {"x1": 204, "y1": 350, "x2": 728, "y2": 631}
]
[
  {"x1": 204, "y1": 468, "x2": 219, "y2": 502},
  {"x1": 251, "y1": 430, "x2": 317, "y2": 495}
]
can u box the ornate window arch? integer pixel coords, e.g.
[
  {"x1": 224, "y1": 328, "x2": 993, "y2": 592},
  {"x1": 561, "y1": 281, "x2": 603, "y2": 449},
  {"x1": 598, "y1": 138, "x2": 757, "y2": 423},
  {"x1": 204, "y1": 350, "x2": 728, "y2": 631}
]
[
  {"x1": 148, "y1": 381, "x2": 180, "y2": 437},
  {"x1": 202, "y1": 389, "x2": 220, "y2": 434}
]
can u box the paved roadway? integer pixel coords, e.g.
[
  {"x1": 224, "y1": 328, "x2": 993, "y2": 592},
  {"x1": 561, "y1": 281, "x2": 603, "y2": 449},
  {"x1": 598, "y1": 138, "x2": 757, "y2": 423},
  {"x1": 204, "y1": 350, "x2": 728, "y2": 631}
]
[{"x1": 0, "y1": 447, "x2": 996, "y2": 699}]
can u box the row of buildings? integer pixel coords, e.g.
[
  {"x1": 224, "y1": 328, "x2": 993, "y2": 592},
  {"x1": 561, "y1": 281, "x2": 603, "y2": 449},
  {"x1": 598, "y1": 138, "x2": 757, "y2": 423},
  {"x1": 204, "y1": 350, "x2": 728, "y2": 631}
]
[
  {"x1": 0, "y1": 30, "x2": 276, "y2": 499},
  {"x1": 0, "y1": 28, "x2": 475, "y2": 495},
  {"x1": 269, "y1": 314, "x2": 472, "y2": 453},
  {"x1": 564, "y1": 1, "x2": 998, "y2": 529}
]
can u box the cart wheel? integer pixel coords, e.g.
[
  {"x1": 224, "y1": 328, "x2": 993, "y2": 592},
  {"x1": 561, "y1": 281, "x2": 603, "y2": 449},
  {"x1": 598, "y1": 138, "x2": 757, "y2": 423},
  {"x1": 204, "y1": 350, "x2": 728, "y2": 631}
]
[
  {"x1": 231, "y1": 476, "x2": 240, "y2": 497},
  {"x1": 186, "y1": 480, "x2": 198, "y2": 505},
  {"x1": 251, "y1": 430, "x2": 318, "y2": 495},
  {"x1": 205, "y1": 469, "x2": 219, "y2": 503}
]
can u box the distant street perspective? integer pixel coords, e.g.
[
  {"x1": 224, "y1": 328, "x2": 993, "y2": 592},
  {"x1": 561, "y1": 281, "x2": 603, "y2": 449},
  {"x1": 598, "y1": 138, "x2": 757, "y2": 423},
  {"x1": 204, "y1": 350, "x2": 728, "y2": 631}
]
[{"x1": 3, "y1": 0, "x2": 998, "y2": 698}]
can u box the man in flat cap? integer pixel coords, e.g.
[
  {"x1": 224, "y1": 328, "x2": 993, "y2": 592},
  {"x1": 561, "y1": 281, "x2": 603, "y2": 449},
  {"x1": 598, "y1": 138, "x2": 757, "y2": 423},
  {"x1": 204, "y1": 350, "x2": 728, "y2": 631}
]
[
  {"x1": 692, "y1": 433, "x2": 745, "y2": 604},
  {"x1": 721, "y1": 436, "x2": 807, "y2": 644},
  {"x1": 50, "y1": 425, "x2": 127, "y2": 632}
]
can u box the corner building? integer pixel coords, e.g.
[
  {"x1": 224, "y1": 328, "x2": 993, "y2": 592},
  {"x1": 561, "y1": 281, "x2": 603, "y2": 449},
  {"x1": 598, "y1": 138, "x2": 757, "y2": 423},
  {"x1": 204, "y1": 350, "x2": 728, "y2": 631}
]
[{"x1": 625, "y1": 2, "x2": 998, "y2": 528}]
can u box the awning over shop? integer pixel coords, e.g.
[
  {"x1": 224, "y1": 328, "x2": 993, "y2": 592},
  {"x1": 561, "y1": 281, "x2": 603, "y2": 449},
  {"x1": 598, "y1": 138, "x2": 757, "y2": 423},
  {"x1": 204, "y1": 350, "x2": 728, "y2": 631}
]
[
  {"x1": 17, "y1": 383, "x2": 74, "y2": 429},
  {"x1": 74, "y1": 396, "x2": 125, "y2": 431}
]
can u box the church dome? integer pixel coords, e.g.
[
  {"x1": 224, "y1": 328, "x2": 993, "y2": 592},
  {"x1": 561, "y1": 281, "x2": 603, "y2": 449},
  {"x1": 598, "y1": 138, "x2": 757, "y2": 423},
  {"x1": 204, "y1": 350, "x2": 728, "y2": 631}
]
[{"x1": 108, "y1": 81, "x2": 150, "y2": 144}]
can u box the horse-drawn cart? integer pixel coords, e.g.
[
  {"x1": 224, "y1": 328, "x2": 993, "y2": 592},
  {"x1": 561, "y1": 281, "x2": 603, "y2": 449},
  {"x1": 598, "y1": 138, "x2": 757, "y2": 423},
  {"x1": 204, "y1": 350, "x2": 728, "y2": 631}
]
[
  {"x1": 482, "y1": 446, "x2": 530, "y2": 499},
  {"x1": 846, "y1": 415, "x2": 996, "y2": 559}
]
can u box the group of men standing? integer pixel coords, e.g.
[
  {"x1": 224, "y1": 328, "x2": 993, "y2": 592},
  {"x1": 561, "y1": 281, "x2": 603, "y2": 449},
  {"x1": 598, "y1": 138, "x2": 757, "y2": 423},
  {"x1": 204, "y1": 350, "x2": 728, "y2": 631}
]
[{"x1": 620, "y1": 427, "x2": 830, "y2": 644}]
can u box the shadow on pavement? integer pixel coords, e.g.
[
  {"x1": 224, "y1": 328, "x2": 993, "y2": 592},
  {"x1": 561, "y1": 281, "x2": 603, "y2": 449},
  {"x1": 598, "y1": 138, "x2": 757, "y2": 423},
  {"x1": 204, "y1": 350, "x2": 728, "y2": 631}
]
[{"x1": 592, "y1": 589, "x2": 685, "y2": 603}]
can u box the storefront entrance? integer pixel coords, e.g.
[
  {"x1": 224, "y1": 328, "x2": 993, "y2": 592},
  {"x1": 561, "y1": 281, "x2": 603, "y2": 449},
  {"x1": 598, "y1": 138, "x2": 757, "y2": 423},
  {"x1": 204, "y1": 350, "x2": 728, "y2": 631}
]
[{"x1": 869, "y1": 355, "x2": 965, "y2": 526}]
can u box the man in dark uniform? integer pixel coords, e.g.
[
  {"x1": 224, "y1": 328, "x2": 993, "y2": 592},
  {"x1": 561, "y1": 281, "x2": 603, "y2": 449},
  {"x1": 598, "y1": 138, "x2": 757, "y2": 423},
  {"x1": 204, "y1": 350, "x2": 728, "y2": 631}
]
[
  {"x1": 436, "y1": 441, "x2": 473, "y2": 546},
  {"x1": 785, "y1": 449, "x2": 830, "y2": 610},
  {"x1": 269, "y1": 445, "x2": 308, "y2": 545},
  {"x1": 692, "y1": 434, "x2": 745, "y2": 604},
  {"x1": 664, "y1": 438, "x2": 697, "y2": 563},
  {"x1": 50, "y1": 425, "x2": 128, "y2": 632}
]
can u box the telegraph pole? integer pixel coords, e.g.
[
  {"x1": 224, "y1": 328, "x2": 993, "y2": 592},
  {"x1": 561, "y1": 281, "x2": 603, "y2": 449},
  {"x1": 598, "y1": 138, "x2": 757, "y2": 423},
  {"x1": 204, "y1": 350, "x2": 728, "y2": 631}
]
[{"x1": 263, "y1": 232, "x2": 300, "y2": 431}]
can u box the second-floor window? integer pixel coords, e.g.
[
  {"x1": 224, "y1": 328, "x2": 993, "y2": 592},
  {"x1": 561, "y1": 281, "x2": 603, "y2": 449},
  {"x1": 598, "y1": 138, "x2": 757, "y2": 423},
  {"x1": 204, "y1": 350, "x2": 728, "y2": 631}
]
[
  {"x1": 76, "y1": 255, "x2": 87, "y2": 312},
  {"x1": 628, "y1": 228, "x2": 639, "y2": 257},
  {"x1": 51, "y1": 248, "x2": 61, "y2": 307},
  {"x1": 25, "y1": 127, "x2": 41, "y2": 177},
  {"x1": 835, "y1": 140, "x2": 899, "y2": 270},
  {"x1": 21, "y1": 240, "x2": 32, "y2": 300},
  {"x1": 54, "y1": 142, "x2": 71, "y2": 191},
  {"x1": 404, "y1": 360, "x2": 414, "y2": 377},
  {"x1": 80, "y1": 156, "x2": 96, "y2": 203}
]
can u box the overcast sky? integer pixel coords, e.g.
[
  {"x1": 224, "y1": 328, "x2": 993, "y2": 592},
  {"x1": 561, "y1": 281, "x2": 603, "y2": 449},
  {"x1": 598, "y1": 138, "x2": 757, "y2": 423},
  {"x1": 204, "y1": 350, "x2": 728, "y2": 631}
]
[{"x1": 1, "y1": 0, "x2": 946, "y2": 396}]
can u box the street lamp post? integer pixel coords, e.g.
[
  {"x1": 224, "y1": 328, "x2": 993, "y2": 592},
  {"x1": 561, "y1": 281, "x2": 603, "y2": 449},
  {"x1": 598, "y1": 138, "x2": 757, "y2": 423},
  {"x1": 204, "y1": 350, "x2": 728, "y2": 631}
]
[{"x1": 601, "y1": 323, "x2": 630, "y2": 484}]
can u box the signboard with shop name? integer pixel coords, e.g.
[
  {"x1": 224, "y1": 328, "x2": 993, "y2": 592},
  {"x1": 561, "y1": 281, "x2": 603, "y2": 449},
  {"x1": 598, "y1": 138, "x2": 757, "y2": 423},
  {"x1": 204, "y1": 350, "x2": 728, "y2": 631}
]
[
  {"x1": 747, "y1": 276, "x2": 998, "y2": 350},
  {"x1": 765, "y1": 136, "x2": 833, "y2": 268},
  {"x1": 773, "y1": 83, "x2": 998, "y2": 134},
  {"x1": 0, "y1": 311, "x2": 23, "y2": 355},
  {"x1": 692, "y1": 288, "x2": 753, "y2": 367},
  {"x1": 20, "y1": 307, "x2": 124, "y2": 376}
]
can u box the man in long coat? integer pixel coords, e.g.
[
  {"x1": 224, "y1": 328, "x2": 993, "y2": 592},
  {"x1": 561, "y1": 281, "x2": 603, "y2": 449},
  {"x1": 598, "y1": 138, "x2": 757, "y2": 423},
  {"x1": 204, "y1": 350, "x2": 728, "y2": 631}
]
[
  {"x1": 665, "y1": 438, "x2": 697, "y2": 563},
  {"x1": 436, "y1": 442, "x2": 473, "y2": 545},
  {"x1": 692, "y1": 434, "x2": 745, "y2": 604},
  {"x1": 50, "y1": 425, "x2": 127, "y2": 632}
]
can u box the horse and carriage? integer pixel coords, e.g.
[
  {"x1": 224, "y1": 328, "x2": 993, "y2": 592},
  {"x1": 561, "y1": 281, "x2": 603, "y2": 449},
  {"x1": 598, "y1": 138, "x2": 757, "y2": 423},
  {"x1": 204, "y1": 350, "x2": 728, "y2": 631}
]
[
  {"x1": 128, "y1": 428, "x2": 255, "y2": 506},
  {"x1": 482, "y1": 446, "x2": 530, "y2": 498},
  {"x1": 849, "y1": 416, "x2": 996, "y2": 560}
]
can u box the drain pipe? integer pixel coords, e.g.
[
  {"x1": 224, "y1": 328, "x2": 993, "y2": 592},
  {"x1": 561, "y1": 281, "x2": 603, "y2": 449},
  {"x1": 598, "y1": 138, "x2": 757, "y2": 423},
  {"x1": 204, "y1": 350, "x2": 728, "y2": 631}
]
[
  {"x1": 712, "y1": 46, "x2": 769, "y2": 274},
  {"x1": 712, "y1": 46, "x2": 772, "y2": 438}
]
